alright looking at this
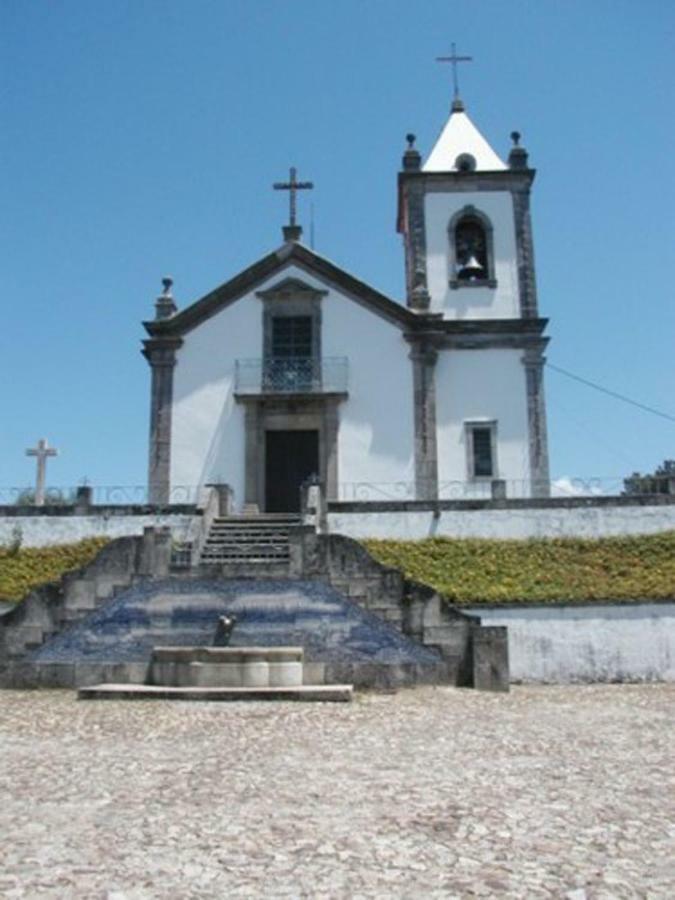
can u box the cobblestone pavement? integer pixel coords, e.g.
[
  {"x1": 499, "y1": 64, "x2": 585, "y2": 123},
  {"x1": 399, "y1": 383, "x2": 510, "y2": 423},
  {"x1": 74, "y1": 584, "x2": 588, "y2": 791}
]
[{"x1": 0, "y1": 685, "x2": 673, "y2": 899}]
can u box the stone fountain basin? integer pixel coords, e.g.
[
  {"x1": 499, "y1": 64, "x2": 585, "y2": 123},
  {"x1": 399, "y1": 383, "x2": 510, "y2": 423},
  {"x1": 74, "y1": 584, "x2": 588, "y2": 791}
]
[{"x1": 150, "y1": 646, "x2": 305, "y2": 689}]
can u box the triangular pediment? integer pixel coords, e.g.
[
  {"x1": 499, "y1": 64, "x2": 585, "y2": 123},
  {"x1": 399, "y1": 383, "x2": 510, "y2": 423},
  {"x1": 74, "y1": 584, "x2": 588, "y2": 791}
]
[
  {"x1": 255, "y1": 276, "x2": 328, "y2": 301},
  {"x1": 143, "y1": 242, "x2": 416, "y2": 337}
]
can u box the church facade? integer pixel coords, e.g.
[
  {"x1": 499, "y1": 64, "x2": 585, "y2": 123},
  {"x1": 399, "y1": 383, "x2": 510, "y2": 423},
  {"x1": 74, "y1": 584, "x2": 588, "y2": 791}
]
[{"x1": 142, "y1": 95, "x2": 550, "y2": 511}]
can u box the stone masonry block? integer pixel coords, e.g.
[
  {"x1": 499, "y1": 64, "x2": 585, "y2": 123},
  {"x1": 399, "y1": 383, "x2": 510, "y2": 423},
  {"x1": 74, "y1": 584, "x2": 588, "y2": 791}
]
[
  {"x1": 472, "y1": 625, "x2": 510, "y2": 692},
  {"x1": 63, "y1": 578, "x2": 96, "y2": 609},
  {"x1": 422, "y1": 594, "x2": 442, "y2": 629}
]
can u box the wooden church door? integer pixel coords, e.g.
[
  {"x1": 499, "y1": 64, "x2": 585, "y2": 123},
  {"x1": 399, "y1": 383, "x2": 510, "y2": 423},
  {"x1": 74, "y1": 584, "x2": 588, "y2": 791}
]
[{"x1": 264, "y1": 430, "x2": 319, "y2": 512}]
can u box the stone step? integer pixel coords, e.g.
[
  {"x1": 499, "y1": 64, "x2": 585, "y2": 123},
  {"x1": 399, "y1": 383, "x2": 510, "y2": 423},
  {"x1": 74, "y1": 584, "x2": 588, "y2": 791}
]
[
  {"x1": 78, "y1": 683, "x2": 353, "y2": 702},
  {"x1": 204, "y1": 537, "x2": 291, "y2": 546},
  {"x1": 201, "y1": 561, "x2": 290, "y2": 568},
  {"x1": 195, "y1": 562, "x2": 291, "y2": 577},
  {"x1": 211, "y1": 520, "x2": 300, "y2": 534},
  {"x1": 213, "y1": 513, "x2": 301, "y2": 519},
  {"x1": 202, "y1": 553, "x2": 290, "y2": 561},
  {"x1": 199, "y1": 512, "x2": 297, "y2": 568},
  {"x1": 202, "y1": 541, "x2": 290, "y2": 551},
  {"x1": 201, "y1": 549, "x2": 289, "y2": 559},
  {"x1": 205, "y1": 532, "x2": 294, "y2": 541}
]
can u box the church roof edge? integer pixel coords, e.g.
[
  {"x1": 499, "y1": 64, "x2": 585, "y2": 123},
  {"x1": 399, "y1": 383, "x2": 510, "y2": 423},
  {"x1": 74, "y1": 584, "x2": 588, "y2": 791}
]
[
  {"x1": 141, "y1": 244, "x2": 548, "y2": 341},
  {"x1": 142, "y1": 242, "x2": 417, "y2": 337}
]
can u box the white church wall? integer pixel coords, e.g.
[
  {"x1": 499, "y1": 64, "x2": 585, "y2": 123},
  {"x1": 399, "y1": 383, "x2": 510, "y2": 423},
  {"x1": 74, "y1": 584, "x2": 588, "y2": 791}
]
[
  {"x1": 425, "y1": 191, "x2": 519, "y2": 318},
  {"x1": 326, "y1": 501, "x2": 675, "y2": 540},
  {"x1": 435, "y1": 348, "x2": 530, "y2": 496},
  {"x1": 321, "y1": 287, "x2": 415, "y2": 489},
  {"x1": 170, "y1": 296, "x2": 260, "y2": 504},
  {"x1": 462, "y1": 603, "x2": 675, "y2": 683},
  {"x1": 169, "y1": 263, "x2": 414, "y2": 507}
]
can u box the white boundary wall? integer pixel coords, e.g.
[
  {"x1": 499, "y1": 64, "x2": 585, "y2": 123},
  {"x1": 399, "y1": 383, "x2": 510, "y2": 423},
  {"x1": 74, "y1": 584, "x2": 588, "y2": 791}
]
[
  {"x1": 327, "y1": 504, "x2": 675, "y2": 540},
  {"x1": 0, "y1": 514, "x2": 194, "y2": 549},
  {"x1": 464, "y1": 603, "x2": 675, "y2": 683}
]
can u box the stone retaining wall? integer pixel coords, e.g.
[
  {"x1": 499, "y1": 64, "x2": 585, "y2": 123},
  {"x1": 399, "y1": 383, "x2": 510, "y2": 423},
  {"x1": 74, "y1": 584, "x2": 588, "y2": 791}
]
[
  {"x1": 463, "y1": 601, "x2": 675, "y2": 683},
  {"x1": 289, "y1": 527, "x2": 507, "y2": 690},
  {"x1": 0, "y1": 528, "x2": 173, "y2": 664}
]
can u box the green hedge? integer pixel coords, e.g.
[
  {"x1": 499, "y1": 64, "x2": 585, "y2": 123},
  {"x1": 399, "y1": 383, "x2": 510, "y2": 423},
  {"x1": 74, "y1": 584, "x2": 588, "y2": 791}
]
[
  {"x1": 363, "y1": 532, "x2": 675, "y2": 604},
  {"x1": 0, "y1": 538, "x2": 109, "y2": 602}
]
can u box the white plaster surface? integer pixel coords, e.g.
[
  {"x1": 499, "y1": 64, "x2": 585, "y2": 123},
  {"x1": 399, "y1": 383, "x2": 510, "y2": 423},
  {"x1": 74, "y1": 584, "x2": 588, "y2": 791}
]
[
  {"x1": 423, "y1": 109, "x2": 507, "y2": 173},
  {"x1": 465, "y1": 603, "x2": 675, "y2": 683},
  {"x1": 327, "y1": 503, "x2": 675, "y2": 539},
  {"x1": 169, "y1": 263, "x2": 414, "y2": 509},
  {"x1": 170, "y1": 290, "x2": 259, "y2": 501},
  {"x1": 0, "y1": 514, "x2": 194, "y2": 549},
  {"x1": 435, "y1": 348, "x2": 530, "y2": 492},
  {"x1": 425, "y1": 190, "x2": 519, "y2": 318},
  {"x1": 321, "y1": 273, "x2": 414, "y2": 487}
]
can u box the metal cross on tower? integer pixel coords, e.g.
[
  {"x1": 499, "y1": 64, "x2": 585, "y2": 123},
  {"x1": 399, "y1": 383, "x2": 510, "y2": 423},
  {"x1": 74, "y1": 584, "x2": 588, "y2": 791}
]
[
  {"x1": 436, "y1": 43, "x2": 473, "y2": 100},
  {"x1": 273, "y1": 167, "x2": 314, "y2": 228},
  {"x1": 25, "y1": 438, "x2": 58, "y2": 506}
]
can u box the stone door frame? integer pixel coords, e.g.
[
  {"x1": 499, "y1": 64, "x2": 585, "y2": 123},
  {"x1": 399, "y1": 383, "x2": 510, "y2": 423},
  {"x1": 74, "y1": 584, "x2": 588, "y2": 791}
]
[{"x1": 239, "y1": 395, "x2": 342, "y2": 511}]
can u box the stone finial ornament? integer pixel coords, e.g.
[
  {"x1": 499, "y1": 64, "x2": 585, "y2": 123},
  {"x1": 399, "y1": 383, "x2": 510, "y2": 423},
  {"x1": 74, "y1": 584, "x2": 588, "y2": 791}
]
[
  {"x1": 155, "y1": 276, "x2": 177, "y2": 320},
  {"x1": 508, "y1": 130, "x2": 529, "y2": 170},
  {"x1": 402, "y1": 133, "x2": 421, "y2": 172}
]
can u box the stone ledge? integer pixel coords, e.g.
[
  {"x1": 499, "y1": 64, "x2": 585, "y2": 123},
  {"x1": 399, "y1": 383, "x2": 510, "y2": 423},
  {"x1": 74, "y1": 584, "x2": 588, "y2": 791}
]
[
  {"x1": 328, "y1": 496, "x2": 675, "y2": 513},
  {"x1": 0, "y1": 504, "x2": 199, "y2": 518},
  {"x1": 78, "y1": 683, "x2": 353, "y2": 702}
]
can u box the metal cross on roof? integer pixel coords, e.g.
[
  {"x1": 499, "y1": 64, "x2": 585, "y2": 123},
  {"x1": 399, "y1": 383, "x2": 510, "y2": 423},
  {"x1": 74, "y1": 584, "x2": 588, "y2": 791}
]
[
  {"x1": 436, "y1": 43, "x2": 473, "y2": 100},
  {"x1": 25, "y1": 438, "x2": 58, "y2": 506},
  {"x1": 273, "y1": 167, "x2": 314, "y2": 227}
]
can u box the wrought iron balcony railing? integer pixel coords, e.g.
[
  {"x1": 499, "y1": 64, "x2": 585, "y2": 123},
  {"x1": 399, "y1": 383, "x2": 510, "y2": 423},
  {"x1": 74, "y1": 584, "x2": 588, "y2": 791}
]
[{"x1": 234, "y1": 357, "x2": 349, "y2": 395}]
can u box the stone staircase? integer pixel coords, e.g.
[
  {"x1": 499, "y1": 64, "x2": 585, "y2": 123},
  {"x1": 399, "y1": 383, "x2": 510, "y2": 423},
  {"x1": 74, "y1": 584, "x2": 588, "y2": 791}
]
[
  {"x1": 198, "y1": 515, "x2": 300, "y2": 568},
  {"x1": 1, "y1": 524, "x2": 509, "y2": 692}
]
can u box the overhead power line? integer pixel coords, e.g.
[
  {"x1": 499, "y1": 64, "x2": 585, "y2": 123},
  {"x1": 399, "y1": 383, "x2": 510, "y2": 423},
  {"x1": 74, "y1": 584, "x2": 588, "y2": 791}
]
[{"x1": 547, "y1": 363, "x2": 675, "y2": 424}]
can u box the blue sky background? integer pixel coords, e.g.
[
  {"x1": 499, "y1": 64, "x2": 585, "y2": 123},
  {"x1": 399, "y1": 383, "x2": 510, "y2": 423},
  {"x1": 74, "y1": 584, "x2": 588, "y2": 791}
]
[{"x1": 2, "y1": 0, "x2": 674, "y2": 493}]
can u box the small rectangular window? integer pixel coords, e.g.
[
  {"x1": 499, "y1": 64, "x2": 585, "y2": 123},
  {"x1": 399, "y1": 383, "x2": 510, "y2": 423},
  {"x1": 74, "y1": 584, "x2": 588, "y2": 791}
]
[
  {"x1": 466, "y1": 422, "x2": 497, "y2": 480},
  {"x1": 272, "y1": 316, "x2": 312, "y2": 359}
]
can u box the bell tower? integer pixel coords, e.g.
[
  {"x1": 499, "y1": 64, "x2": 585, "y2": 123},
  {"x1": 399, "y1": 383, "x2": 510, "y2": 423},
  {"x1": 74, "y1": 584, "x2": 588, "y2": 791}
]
[
  {"x1": 397, "y1": 68, "x2": 551, "y2": 497},
  {"x1": 397, "y1": 98, "x2": 539, "y2": 321}
]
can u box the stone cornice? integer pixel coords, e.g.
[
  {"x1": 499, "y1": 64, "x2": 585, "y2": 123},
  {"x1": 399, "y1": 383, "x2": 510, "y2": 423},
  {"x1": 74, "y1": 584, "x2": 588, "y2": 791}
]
[
  {"x1": 143, "y1": 242, "x2": 417, "y2": 337},
  {"x1": 398, "y1": 167, "x2": 536, "y2": 192},
  {"x1": 141, "y1": 336, "x2": 183, "y2": 365},
  {"x1": 405, "y1": 319, "x2": 548, "y2": 351}
]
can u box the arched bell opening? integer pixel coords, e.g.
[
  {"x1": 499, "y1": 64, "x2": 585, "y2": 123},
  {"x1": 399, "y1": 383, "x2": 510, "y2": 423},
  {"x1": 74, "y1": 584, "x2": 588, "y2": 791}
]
[{"x1": 448, "y1": 205, "x2": 497, "y2": 289}]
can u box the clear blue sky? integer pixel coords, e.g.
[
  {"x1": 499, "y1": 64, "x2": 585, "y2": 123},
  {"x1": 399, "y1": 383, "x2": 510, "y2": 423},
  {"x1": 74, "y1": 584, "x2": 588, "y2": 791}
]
[{"x1": 2, "y1": 0, "x2": 674, "y2": 492}]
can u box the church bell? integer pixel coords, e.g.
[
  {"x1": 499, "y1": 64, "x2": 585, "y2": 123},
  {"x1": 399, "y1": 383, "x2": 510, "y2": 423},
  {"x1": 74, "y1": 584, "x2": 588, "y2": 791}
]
[{"x1": 458, "y1": 254, "x2": 484, "y2": 279}]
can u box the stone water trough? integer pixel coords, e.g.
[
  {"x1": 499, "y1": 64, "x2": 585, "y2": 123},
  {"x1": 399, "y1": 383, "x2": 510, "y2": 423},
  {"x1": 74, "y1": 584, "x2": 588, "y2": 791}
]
[
  {"x1": 78, "y1": 644, "x2": 353, "y2": 702},
  {"x1": 151, "y1": 645, "x2": 305, "y2": 688}
]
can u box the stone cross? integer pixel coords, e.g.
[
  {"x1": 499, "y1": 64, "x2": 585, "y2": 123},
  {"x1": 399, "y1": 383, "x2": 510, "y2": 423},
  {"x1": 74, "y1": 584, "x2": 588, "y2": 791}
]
[
  {"x1": 273, "y1": 167, "x2": 314, "y2": 227},
  {"x1": 25, "y1": 438, "x2": 58, "y2": 506},
  {"x1": 436, "y1": 43, "x2": 473, "y2": 100}
]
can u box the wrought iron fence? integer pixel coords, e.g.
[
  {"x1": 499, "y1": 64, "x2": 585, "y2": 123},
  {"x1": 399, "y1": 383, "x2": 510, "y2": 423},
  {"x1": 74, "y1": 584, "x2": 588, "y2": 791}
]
[
  {"x1": 235, "y1": 357, "x2": 349, "y2": 395},
  {"x1": 90, "y1": 485, "x2": 199, "y2": 505},
  {"x1": 336, "y1": 476, "x2": 652, "y2": 502},
  {"x1": 0, "y1": 485, "x2": 200, "y2": 507}
]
